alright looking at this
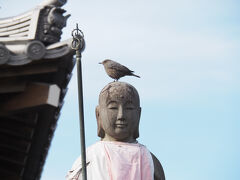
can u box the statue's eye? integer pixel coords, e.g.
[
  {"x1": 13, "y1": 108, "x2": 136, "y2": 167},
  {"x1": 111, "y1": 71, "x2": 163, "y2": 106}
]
[
  {"x1": 108, "y1": 106, "x2": 118, "y2": 110},
  {"x1": 107, "y1": 102, "x2": 118, "y2": 109},
  {"x1": 125, "y1": 102, "x2": 135, "y2": 110},
  {"x1": 126, "y1": 106, "x2": 134, "y2": 110}
]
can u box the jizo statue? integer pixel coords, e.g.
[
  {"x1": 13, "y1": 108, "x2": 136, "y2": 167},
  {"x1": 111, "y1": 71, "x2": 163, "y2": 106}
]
[{"x1": 66, "y1": 82, "x2": 165, "y2": 180}]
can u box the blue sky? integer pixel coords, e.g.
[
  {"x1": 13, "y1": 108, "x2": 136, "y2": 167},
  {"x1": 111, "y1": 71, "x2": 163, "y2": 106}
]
[{"x1": 1, "y1": 0, "x2": 240, "y2": 179}]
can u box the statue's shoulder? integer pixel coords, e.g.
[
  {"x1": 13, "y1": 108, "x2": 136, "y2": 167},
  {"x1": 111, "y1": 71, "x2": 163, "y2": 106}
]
[
  {"x1": 66, "y1": 142, "x2": 101, "y2": 179},
  {"x1": 150, "y1": 152, "x2": 165, "y2": 180}
]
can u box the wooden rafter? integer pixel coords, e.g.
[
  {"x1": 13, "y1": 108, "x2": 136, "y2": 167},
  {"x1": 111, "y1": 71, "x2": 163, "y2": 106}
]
[{"x1": 0, "y1": 83, "x2": 60, "y2": 112}]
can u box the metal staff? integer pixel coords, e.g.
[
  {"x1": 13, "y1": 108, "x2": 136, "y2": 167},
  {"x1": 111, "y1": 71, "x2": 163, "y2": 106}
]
[{"x1": 71, "y1": 24, "x2": 87, "y2": 180}]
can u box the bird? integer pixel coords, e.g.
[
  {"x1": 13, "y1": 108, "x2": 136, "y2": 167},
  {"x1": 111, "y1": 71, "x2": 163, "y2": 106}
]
[{"x1": 99, "y1": 59, "x2": 140, "y2": 81}]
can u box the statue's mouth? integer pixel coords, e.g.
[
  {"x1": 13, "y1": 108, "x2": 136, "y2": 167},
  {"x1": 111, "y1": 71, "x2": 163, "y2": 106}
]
[{"x1": 115, "y1": 123, "x2": 127, "y2": 128}]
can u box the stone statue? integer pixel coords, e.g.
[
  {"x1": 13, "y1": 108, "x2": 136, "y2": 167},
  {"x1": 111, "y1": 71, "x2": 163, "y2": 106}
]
[{"x1": 66, "y1": 82, "x2": 165, "y2": 180}]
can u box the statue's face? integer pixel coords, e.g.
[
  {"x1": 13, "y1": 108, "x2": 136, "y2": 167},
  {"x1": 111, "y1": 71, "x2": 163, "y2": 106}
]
[{"x1": 97, "y1": 85, "x2": 141, "y2": 142}]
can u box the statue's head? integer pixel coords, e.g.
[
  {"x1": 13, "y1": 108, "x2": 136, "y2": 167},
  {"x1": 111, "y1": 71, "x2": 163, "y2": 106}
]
[{"x1": 95, "y1": 82, "x2": 141, "y2": 142}]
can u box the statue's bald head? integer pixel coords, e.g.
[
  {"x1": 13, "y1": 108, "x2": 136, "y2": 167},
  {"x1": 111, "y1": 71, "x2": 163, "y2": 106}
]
[
  {"x1": 99, "y1": 82, "x2": 140, "y2": 107},
  {"x1": 96, "y1": 82, "x2": 141, "y2": 141}
]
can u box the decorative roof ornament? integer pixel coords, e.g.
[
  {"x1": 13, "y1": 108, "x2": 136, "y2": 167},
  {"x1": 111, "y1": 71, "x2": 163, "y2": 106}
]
[{"x1": 0, "y1": 0, "x2": 73, "y2": 66}]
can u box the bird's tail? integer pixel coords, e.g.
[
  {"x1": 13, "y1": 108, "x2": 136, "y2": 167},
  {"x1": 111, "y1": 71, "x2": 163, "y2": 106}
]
[{"x1": 132, "y1": 74, "x2": 140, "y2": 78}]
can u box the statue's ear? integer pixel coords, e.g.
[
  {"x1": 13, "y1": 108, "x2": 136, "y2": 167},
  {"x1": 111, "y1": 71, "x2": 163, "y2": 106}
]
[
  {"x1": 95, "y1": 105, "x2": 105, "y2": 138},
  {"x1": 134, "y1": 107, "x2": 141, "y2": 139},
  {"x1": 95, "y1": 105, "x2": 100, "y2": 120},
  {"x1": 138, "y1": 107, "x2": 142, "y2": 119}
]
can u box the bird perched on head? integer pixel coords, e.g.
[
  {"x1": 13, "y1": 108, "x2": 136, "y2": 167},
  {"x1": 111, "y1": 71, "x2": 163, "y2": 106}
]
[{"x1": 99, "y1": 59, "x2": 140, "y2": 81}]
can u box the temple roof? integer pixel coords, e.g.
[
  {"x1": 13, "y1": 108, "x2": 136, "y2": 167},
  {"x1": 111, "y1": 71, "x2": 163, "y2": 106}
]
[
  {"x1": 0, "y1": 0, "x2": 77, "y2": 179},
  {"x1": 0, "y1": 51, "x2": 75, "y2": 180}
]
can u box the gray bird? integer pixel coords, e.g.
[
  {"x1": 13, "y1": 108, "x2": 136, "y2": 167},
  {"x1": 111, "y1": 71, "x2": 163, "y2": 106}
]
[{"x1": 99, "y1": 59, "x2": 140, "y2": 81}]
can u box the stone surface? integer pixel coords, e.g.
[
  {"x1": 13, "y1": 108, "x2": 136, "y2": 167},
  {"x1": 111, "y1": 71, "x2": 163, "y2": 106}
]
[
  {"x1": 95, "y1": 81, "x2": 165, "y2": 180},
  {"x1": 96, "y1": 81, "x2": 141, "y2": 142}
]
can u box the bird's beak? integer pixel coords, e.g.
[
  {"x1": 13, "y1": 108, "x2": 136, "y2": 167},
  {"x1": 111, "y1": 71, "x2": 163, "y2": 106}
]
[{"x1": 99, "y1": 62, "x2": 102, "y2": 64}]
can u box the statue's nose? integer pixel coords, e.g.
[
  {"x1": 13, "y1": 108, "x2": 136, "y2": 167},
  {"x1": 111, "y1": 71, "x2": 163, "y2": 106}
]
[{"x1": 117, "y1": 105, "x2": 125, "y2": 120}]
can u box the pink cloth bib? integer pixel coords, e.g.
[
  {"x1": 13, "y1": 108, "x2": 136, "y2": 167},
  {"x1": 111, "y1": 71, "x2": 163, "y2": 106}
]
[{"x1": 66, "y1": 141, "x2": 154, "y2": 180}]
